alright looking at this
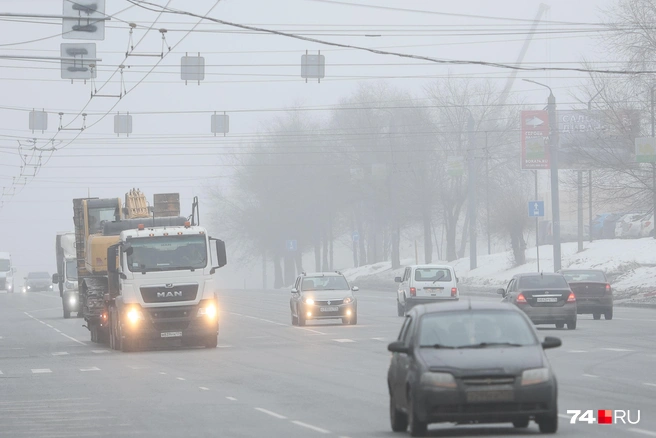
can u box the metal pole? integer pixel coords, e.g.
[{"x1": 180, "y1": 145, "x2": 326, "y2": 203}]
[
  {"x1": 548, "y1": 91, "x2": 561, "y2": 271},
  {"x1": 652, "y1": 86, "x2": 655, "y2": 239},
  {"x1": 535, "y1": 171, "x2": 540, "y2": 272},
  {"x1": 577, "y1": 170, "x2": 583, "y2": 252},
  {"x1": 467, "y1": 114, "x2": 477, "y2": 269},
  {"x1": 485, "y1": 133, "x2": 491, "y2": 255},
  {"x1": 589, "y1": 170, "x2": 593, "y2": 242}
]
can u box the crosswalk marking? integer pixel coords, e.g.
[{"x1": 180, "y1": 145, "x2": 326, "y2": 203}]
[
  {"x1": 601, "y1": 347, "x2": 634, "y2": 352},
  {"x1": 52, "y1": 352, "x2": 69, "y2": 356},
  {"x1": 333, "y1": 339, "x2": 355, "y2": 343},
  {"x1": 80, "y1": 367, "x2": 101, "y2": 372},
  {"x1": 31, "y1": 369, "x2": 52, "y2": 374},
  {"x1": 92, "y1": 350, "x2": 110, "y2": 354}
]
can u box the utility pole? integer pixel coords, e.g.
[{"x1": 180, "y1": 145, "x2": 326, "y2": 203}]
[
  {"x1": 467, "y1": 114, "x2": 477, "y2": 270},
  {"x1": 587, "y1": 88, "x2": 603, "y2": 243},
  {"x1": 485, "y1": 132, "x2": 491, "y2": 255},
  {"x1": 652, "y1": 86, "x2": 655, "y2": 239},
  {"x1": 548, "y1": 90, "x2": 562, "y2": 271}
]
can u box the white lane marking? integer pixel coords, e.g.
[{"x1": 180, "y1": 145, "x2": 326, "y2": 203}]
[
  {"x1": 558, "y1": 414, "x2": 571, "y2": 420},
  {"x1": 46, "y1": 324, "x2": 53, "y2": 328},
  {"x1": 217, "y1": 345, "x2": 233, "y2": 348},
  {"x1": 0, "y1": 370, "x2": 3, "y2": 375},
  {"x1": 80, "y1": 367, "x2": 101, "y2": 372},
  {"x1": 568, "y1": 350, "x2": 587, "y2": 353},
  {"x1": 291, "y1": 421, "x2": 330, "y2": 434},
  {"x1": 199, "y1": 387, "x2": 209, "y2": 391},
  {"x1": 226, "y1": 396, "x2": 237, "y2": 401},
  {"x1": 300, "y1": 328, "x2": 326, "y2": 335},
  {"x1": 333, "y1": 339, "x2": 355, "y2": 343},
  {"x1": 159, "y1": 372, "x2": 167, "y2": 375},
  {"x1": 92, "y1": 350, "x2": 110, "y2": 354},
  {"x1": 39, "y1": 321, "x2": 46, "y2": 325},
  {"x1": 31, "y1": 369, "x2": 52, "y2": 374},
  {"x1": 176, "y1": 377, "x2": 186, "y2": 381},
  {"x1": 54, "y1": 329, "x2": 61, "y2": 333},
  {"x1": 371, "y1": 337, "x2": 387, "y2": 341},
  {"x1": 583, "y1": 373, "x2": 599, "y2": 378},
  {"x1": 227, "y1": 312, "x2": 287, "y2": 327},
  {"x1": 601, "y1": 348, "x2": 634, "y2": 352},
  {"x1": 52, "y1": 352, "x2": 69, "y2": 356},
  {"x1": 255, "y1": 408, "x2": 287, "y2": 420},
  {"x1": 643, "y1": 383, "x2": 656, "y2": 387},
  {"x1": 60, "y1": 333, "x2": 86, "y2": 346},
  {"x1": 629, "y1": 428, "x2": 656, "y2": 437}
]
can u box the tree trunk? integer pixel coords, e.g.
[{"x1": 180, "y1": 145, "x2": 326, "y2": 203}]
[
  {"x1": 284, "y1": 253, "x2": 296, "y2": 287},
  {"x1": 273, "y1": 252, "x2": 283, "y2": 289},
  {"x1": 295, "y1": 247, "x2": 303, "y2": 276},
  {"x1": 314, "y1": 230, "x2": 321, "y2": 271},
  {"x1": 459, "y1": 212, "x2": 469, "y2": 259},
  {"x1": 510, "y1": 230, "x2": 527, "y2": 266},
  {"x1": 262, "y1": 250, "x2": 267, "y2": 289},
  {"x1": 444, "y1": 209, "x2": 458, "y2": 262},
  {"x1": 391, "y1": 220, "x2": 401, "y2": 269},
  {"x1": 423, "y1": 206, "x2": 433, "y2": 264},
  {"x1": 356, "y1": 203, "x2": 367, "y2": 266},
  {"x1": 329, "y1": 216, "x2": 334, "y2": 271},
  {"x1": 322, "y1": 228, "x2": 329, "y2": 271}
]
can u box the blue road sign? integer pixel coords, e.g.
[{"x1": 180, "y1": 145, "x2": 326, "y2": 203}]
[
  {"x1": 352, "y1": 231, "x2": 360, "y2": 243},
  {"x1": 286, "y1": 240, "x2": 297, "y2": 251},
  {"x1": 528, "y1": 201, "x2": 545, "y2": 218}
]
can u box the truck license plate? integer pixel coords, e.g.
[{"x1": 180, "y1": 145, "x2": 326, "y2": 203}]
[
  {"x1": 537, "y1": 297, "x2": 558, "y2": 303},
  {"x1": 161, "y1": 331, "x2": 182, "y2": 338},
  {"x1": 320, "y1": 306, "x2": 338, "y2": 312}
]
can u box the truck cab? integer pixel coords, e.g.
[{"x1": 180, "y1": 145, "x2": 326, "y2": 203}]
[
  {"x1": 53, "y1": 259, "x2": 80, "y2": 318},
  {"x1": 0, "y1": 252, "x2": 14, "y2": 293},
  {"x1": 106, "y1": 223, "x2": 227, "y2": 351}
]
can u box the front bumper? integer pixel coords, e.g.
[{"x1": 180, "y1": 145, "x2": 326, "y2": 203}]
[
  {"x1": 300, "y1": 302, "x2": 356, "y2": 320},
  {"x1": 122, "y1": 304, "x2": 218, "y2": 343},
  {"x1": 519, "y1": 302, "x2": 576, "y2": 324},
  {"x1": 415, "y1": 381, "x2": 556, "y2": 424},
  {"x1": 576, "y1": 296, "x2": 612, "y2": 314},
  {"x1": 63, "y1": 291, "x2": 80, "y2": 311}
]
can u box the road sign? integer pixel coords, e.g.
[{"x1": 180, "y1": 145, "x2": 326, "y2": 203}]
[
  {"x1": 301, "y1": 54, "x2": 325, "y2": 79},
  {"x1": 181, "y1": 55, "x2": 205, "y2": 83},
  {"x1": 211, "y1": 114, "x2": 229, "y2": 134},
  {"x1": 286, "y1": 240, "x2": 297, "y2": 251},
  {"x1": 60, "y1": 43, "x2": 97, "y2": 80},
  {"x1": 528, "y1": 201, "x2": 545, "y2": 218},
  {"x1": 352, "y1": 231, "x2": 360, "y2": 243},
  {"x1": 62, "y1": 0, "x2": 106, "y2": 41},
  {"x1": 114, "y1": 114, "x2": 132, "y2": 135},
  {"x1": 29, "y1": 111, "x2": 48, "y2": 132},
  {"x1": 521, "y1": 110, "x2": 550, "y2": 170},
  {"x1": 635, "y1": 137, "x2": 656, "y2": 163}
]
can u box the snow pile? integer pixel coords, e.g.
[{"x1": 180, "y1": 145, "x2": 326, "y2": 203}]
[{"x1": 343, "y1": 238, "x2": 656, "y2": 298}]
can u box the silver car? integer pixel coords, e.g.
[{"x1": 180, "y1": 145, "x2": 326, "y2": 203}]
[{"x1": 290, "y1": 272, "x2": 358, "y2": 326}]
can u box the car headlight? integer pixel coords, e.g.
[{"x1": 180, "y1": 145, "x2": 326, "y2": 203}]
[
  {"x1": 305, "y1": 298, "x2": 314, "y2": 305},
  {"x1": 420, "y1": 372, "x2": 457, "y2": 388},
  {"x1": 126, "y1": 307, "x2": 144, "y2": 324},
  {"x1": 68, "y1": 296, "x2": 77, "y2": 306},
  {"x1": 521, "y1": 368, "x2": 550, "y2": 386},
  {"x1": 197, "y1": 301, "x2": 218, "y2": 320},
  {"x1": 343, "y1": 297, "x2": 354, "y2": 304},
  {"x1": 49, "y1": 284, "x2": 53, "y2": 289},
  {"x1": 27, "y1": 286, "x2": 31, "y2": 290}
]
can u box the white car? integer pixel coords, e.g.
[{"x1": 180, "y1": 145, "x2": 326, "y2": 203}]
[
  {"x1": 640, "y1": 214, "x2": 654, "y2": 238},
  {"x1": 394, "y1": 264, "x2": 459, "y2": 316},
  {"x1": 615, "y1": 213, "x2": 645, "y2": 239}
]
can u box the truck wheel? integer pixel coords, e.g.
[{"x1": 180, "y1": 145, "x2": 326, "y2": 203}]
[
  {"x1": 604, "y1": 308, "x2": 613, "y2": 320},
  {"x1": 205, "y1": 336, "x2": 218, "y2": 348},
  {"x1": 63, "y1": 308, "x2": 71, "y2": 319},
  {"x1": 90, "y1": 325, "x2": 98, "y2": 343}
]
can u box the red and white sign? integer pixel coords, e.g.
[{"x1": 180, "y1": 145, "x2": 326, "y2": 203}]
[
  {"x1": 521, "y1": 110, "x2": 550, "y2": 170},
  {"x1": 566, "y1": 409, "x2": 640, "y2": 425}
]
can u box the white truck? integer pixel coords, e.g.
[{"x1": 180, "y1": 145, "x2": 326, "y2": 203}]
[
  {"x1": 53, "y1": 232, "x2": 80, "y2": 318},
  {"x1": 0, "y1": 252, "x2": 15, "y2": 293}
]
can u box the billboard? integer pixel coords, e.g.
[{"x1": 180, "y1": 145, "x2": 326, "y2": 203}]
[{"x1": 521, "y1": 110, "x2": 550, "y2": 170}]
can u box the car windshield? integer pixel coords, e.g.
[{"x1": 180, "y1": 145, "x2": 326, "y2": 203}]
[
  {"x1": 562, "y1": 271, "x2": 606, "y2": 282},
  {"x1": 0, "y1": 260, "x2": 9, "y2": 272},
  {"x1": 418, "y1": 310, "x2": 537, "y2": 349},
  {"x1": 66, "y1": 261, "x2": 78, "y2": 281},
  {"x1": 302, "y1": 276, "x2": 349, "y2": 291},
  {"x1": 519, "y1": 275, "x2": 568, "y2": 289},
  {"x1": 29, "y1": 272, "x2": 50, "y2": 279},
  {"x1": 127, "y1": 235, "x2": 208, "y2": 273},
  {"x1": 415, "y1": 268, "x2": 452, "y2": 282}
]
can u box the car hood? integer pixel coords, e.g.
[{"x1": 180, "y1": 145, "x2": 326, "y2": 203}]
[
  {"x1": 302, "y1": 290, "x2": 353, "y2": 300},
  {"x1": 419, "y1": 346, "x2": 545, "y2": 376}
]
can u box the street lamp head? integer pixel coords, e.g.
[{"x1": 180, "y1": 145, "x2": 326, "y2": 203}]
[{"x1": 523, "y1": 78, "x2": 554, "y2": 97}]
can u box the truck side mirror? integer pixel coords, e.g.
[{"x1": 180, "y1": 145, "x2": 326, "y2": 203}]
[
  {"x1": 107, "y1": 245, "x2": 119, "y2": 274},
  {"x1": 210, "y1": 239, "x2": 227, "y2": 274},
  {"x1": 52, "y1": 274, "x2": 59, "y2": 284}
]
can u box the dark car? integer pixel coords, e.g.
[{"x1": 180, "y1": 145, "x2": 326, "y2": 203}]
[
  {"x1": 387, "y1": 301, "x2": 561, "y2": 436},
  {"x1": 24, "y1": 272, "x2": 53, "y2": 292},
  {"x1": 498, "y1": 273, "x2": 577, "y2": 330},
  {"x1": 560, "y1": 269, "x2": 613, "y2": 320}
]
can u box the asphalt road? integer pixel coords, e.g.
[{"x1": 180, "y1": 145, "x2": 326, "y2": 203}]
[{"x1": 0, "y1": 289, "x2": 655, "y2": 438}]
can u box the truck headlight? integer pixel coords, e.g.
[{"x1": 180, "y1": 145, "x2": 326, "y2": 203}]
[
  {"x1": 65, "y1": 281, "x2": 77, "y2": 290},
  {"x1": 127, "y1": 307, "x2": 144, "y2": 324},
  {"x1": 305, "y1": 298, "x2": 314, "y2": 305},
  {"x1": 49, "y1": 284, "x2": 53, "y2": 290},
  {"x1": 197, "y1": 301, "x2": 218, "y2": 320},
  {"x1": 420, "y1": 372, "x2": 457, "y2": 388},
  {"x1": 68, "y1": 296, "x2": 77, "y2": 306},
  {"x1": 521, "y1": 368, "x2": 550, "y2": 386}
]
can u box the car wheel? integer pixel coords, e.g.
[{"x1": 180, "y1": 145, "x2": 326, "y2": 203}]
[
  {"x1": 204, "y1": 336, "x2": 218, "y2": 348},
  {"x1": 567, "y1": 318, "x2": 577, "y2": 330},
  {"x1": 604, "y1": 308, "x2": 613, "y2": 320},
  {"x1": 63, "y1": 308, "x2": 71, "y2": 319},
  {"x1": 555, "y1": 322, "x2": 564, "y2": 329},
  {"x1": 291, "y1": 312, "x2": 298, "y2": 326},
  {"x1": 298, "y1": 312, "x2": 306, "y2": 327},
  {"x1": 408, "y1": 391, "x2": 427, "y2": 437},
  {"x1": 513, "y1": 418, "x2": 530, "y2": 428},
  {"x1": 349, "y1": 314, "x2": 358, "y2": 325},
  {"x1": 538, "y1": 410, "x2": 558, "y2": 434},
  {"x1": 397, "y1": 300, "x2": 404, "y2": 317},
  {"x1": 593, "y1": 313, "x2": 601, "y2": 320},
  {"x1": 389, "y1": 391, "x2": 408, "y2": 432}
]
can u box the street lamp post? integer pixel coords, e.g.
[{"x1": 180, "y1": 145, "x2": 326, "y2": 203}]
[
  {"x1": 586, "y1": 88, "x2": 604, "y2": 245},
  {"x1": 464, "y1": 110, "x2": 477, "y2": 270},
  {"x1": 524, "y1": 79, "x2": 561, "y2": 271}
]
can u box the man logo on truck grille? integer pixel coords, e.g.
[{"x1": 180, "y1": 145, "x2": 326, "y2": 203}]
[{"x1": 157, "y1": 291, "x2": 183, "y2": 298}]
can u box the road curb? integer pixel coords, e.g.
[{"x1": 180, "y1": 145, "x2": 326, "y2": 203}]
[{"x1": 615, "y1": 302, "x2": 656, "y2": 309}]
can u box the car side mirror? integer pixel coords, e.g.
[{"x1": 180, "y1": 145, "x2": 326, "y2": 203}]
[
  {"x1": 394, "y1": 276, "x2": 402, "y2": 283},
  {"x1": 291, "y1": 288, "x2": 298, "y2": 294},
  {"x1": 351, "y1": 286, "x2": 359, "y2": 292},
  {"x1": 496, "y1": 288, "x2": 506, "y2": 297},
  {"x1": 542, "y1": 336, "x2": 562, "y2": 350},
  {"x1": 388, "y1": 341, "x2": 410, "y2": 355},
  {"x1": 52, "y1": 274, "x2": 59, "y2": 284}
]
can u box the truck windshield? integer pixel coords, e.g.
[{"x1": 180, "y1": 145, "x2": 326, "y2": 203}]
[
  {"x1": 127, "y1": 235, "x2": 208, "y2": 273},
  {"x1": 66, "y1": 261, "x2": 78, "y2": 281},
  {"x1": 88, "y1": 207, "x2": 117, "y2": 234},
  {"x1": 0, "y1": 260, "x2": 9, "y2": 272}
]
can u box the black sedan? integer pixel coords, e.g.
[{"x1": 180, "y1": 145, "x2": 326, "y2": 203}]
[{"x1": 387, "y1": 301, "x2": 561, "y2": 436}]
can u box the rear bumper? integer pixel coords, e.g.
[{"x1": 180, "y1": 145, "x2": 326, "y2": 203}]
[
  {"x1": 406, "y1": 297, "x2": 458, "y2": 309},
  {"x1": 519, "y1": 302, "x2": 577, "y2": 324},
  {"x1": 576, "y1": 296, "x2": 612, "y2": 314},
  {"x1": 415, "y1": 381, "x2": 556, "y2": 424}
]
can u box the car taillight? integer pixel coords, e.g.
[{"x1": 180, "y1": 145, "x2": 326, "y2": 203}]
[
  {"x1": 410, "y1": 287, "x2": 416, "y2": 297},
  {"x1": 567, "y1": 292, "x2": 576, "y2": 302},
  {"x1": 605, "y1": 284, "x2": 612, "y2": 294},
  {"x1": 516, "y1": 293, "x2": 527, "y2": 303},
  {"x1": 451, "y1": 287, "x2": 457, "y2": 297}
]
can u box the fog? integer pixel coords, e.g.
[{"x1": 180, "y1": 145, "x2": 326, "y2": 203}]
[{"x1": 0, "y1": 0, "x2": 633, "y2": 288}]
